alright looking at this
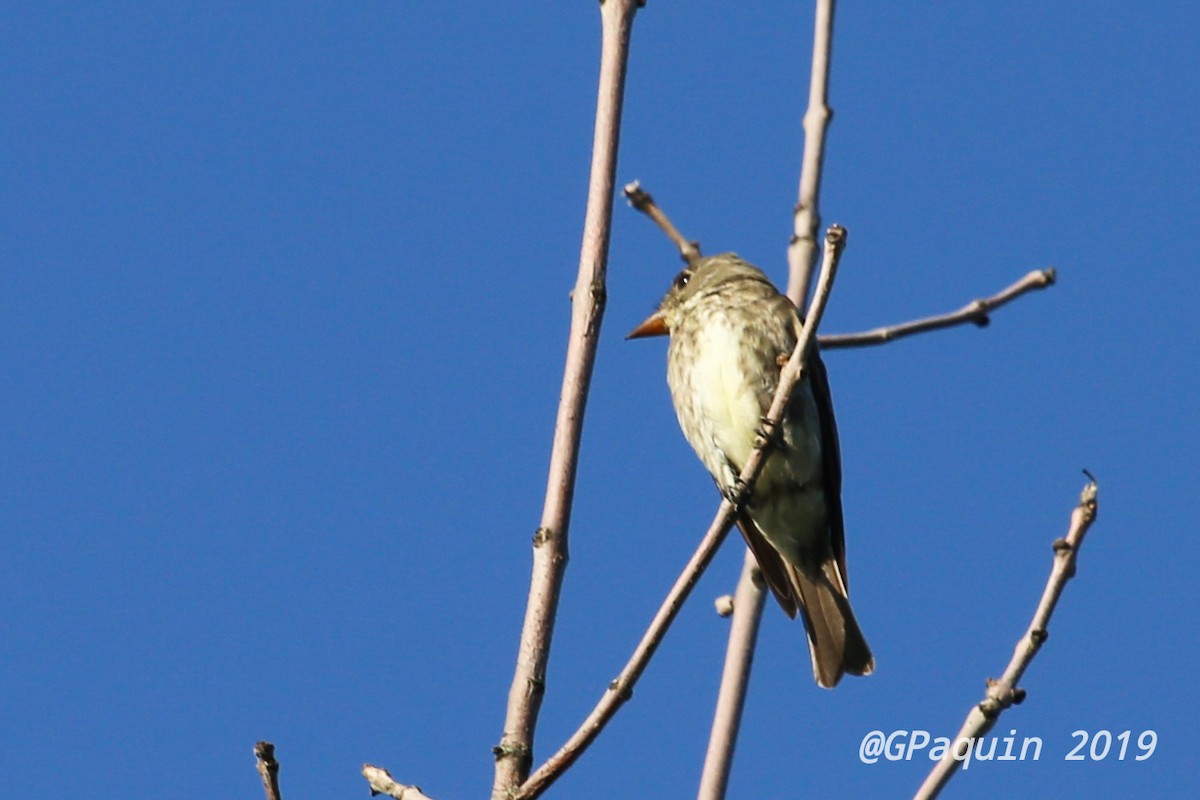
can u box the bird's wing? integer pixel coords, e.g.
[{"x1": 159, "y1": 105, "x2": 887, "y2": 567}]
[
  {"x1": 807, "y1": 346, "x2": 849, "y2": 589},
  {"x1": 734, "y1": 510, "x2": 798, "y2": 618}
]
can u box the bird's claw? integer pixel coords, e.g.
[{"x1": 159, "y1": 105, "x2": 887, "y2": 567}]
[
  {"x1": 754, "y1": 416, "x2": 786, "y2": 451},
  {"x1": 723, "y1": 479, "x2": 749, "y2": 509}
]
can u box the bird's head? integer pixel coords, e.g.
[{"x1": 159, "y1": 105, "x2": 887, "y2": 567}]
[{"x1": 627, "y1": 253, "x2": 773, "y2": 339}]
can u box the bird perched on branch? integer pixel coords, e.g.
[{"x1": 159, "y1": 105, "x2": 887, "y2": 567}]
[{"x1": 629, "y1": 253, "x2": 873, "y2": 688}]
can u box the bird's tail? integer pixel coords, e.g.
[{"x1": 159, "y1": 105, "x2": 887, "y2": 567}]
[{"x1": 788, "y1": 558, "x2": 874, "y2": 689}]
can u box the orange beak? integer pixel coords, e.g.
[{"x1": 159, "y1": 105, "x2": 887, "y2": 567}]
[{"x1": 626, "y1": 310, "x2": 669, "y2": 339}]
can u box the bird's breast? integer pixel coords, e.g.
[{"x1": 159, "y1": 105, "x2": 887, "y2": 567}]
[{"x1": 668, "y1": 315, "x2": 768, "y2": 477}]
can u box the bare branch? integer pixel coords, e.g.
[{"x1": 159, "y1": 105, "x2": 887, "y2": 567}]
[
  {"x1": 697, "y1": 550, "x2": 768, "y2": 800},
  {"x1": 254, "y1": 741, "x2": 282, "y2": 800},
  {"x1": 786, "y1": 0, "x2": 837, "y2": 305},
  {"x1": 514, "y1": 227, "x2": 849, "y2": 800},
  {"x1": 913, "y1": 475, "x2": 1100, "y2": 800},
  {"x1": 819, "y1": 268, "x2": 1056, "y2": 350},
  {"x1": 515, "y1": 498, "x2": 737, "y2": 799},
  {"x1": 362, "y1": 765, "x2": 436, "y2": 800},
  {"x1": 491, "y1": 2, "x2": 641, "y2": 798},
  {"x1": 623, "y1": 181, "x2": 702, "y2": 264}
]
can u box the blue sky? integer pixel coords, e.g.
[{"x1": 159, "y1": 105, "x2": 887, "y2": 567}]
[{"x1": 2, "y1": 3, "x2": 1197, "y2": 798}]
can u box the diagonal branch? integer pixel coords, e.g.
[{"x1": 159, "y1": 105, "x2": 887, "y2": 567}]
[
  {"x1": 492, "y1": 2, "x2": 641, "y2": 798},
  {"x1": 513, "y1": 226, "x2": 849, "y2": 800},
  {"x1": 819, "y1": 268, "x2": 1055, "y2": 349},
  {"x1": 623, "y1": 180, "x2": 702, "y2": 264},
  {"x1": 913, "y1": 475, "x2": 1100, "y2": 800},
  {"x1": 703, "y1": 3, "x2": 839, "y2": 794}
]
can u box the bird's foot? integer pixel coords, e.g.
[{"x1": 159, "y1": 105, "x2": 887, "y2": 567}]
[
  {"x1": 754, "y1": 415, "x2": 786, "y2": 451},
  {"x1": 722, "y1": 479, "x2": 749, "y2": 510}
]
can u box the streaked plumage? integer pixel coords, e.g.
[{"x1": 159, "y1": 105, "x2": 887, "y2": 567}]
[{"x1": 629, "y1": 253, "x2": 873, "y2": 688}]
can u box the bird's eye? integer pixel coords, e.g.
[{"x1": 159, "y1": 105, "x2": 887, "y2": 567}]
[{"x1": 673, "y1": 270, "x2": 692, "y2": 290}]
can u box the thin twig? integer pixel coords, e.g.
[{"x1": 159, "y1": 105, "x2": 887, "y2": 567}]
[
  {"x1": 362, "y1": 765, "x2": 436, "y2": 800},
  {"x1": 819, "y1": 268, "x2": 1056, "y2": 349},
  {"x1": 491, "y1": 3, "x2": 641, "y2": 798},
  {"x1": 254, "y1": 741, "x2": 282, "y2": 800},
  {"x1": 913, "y1": 475, "x2": 1100, "y2": 800},
  {"x1": 514, "y1": 227, "x2": 849, "y2": 800},
  {"x1": 623, "y1": 181, "x2": 702, "y2": 264},
  {"x1": 786, "y1": 0, "x2": 837, "y2": 305},
  {"x1": 701, "y1": 4, "x2": 839, "y2": 795},
  {"x1": 697, "y1": 550, "x2": 768, "y2": 800}
]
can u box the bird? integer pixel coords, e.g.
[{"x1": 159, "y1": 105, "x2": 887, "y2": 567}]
[{"x1": 628, "y1": 252, "x2": 873, "y2": 688}]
